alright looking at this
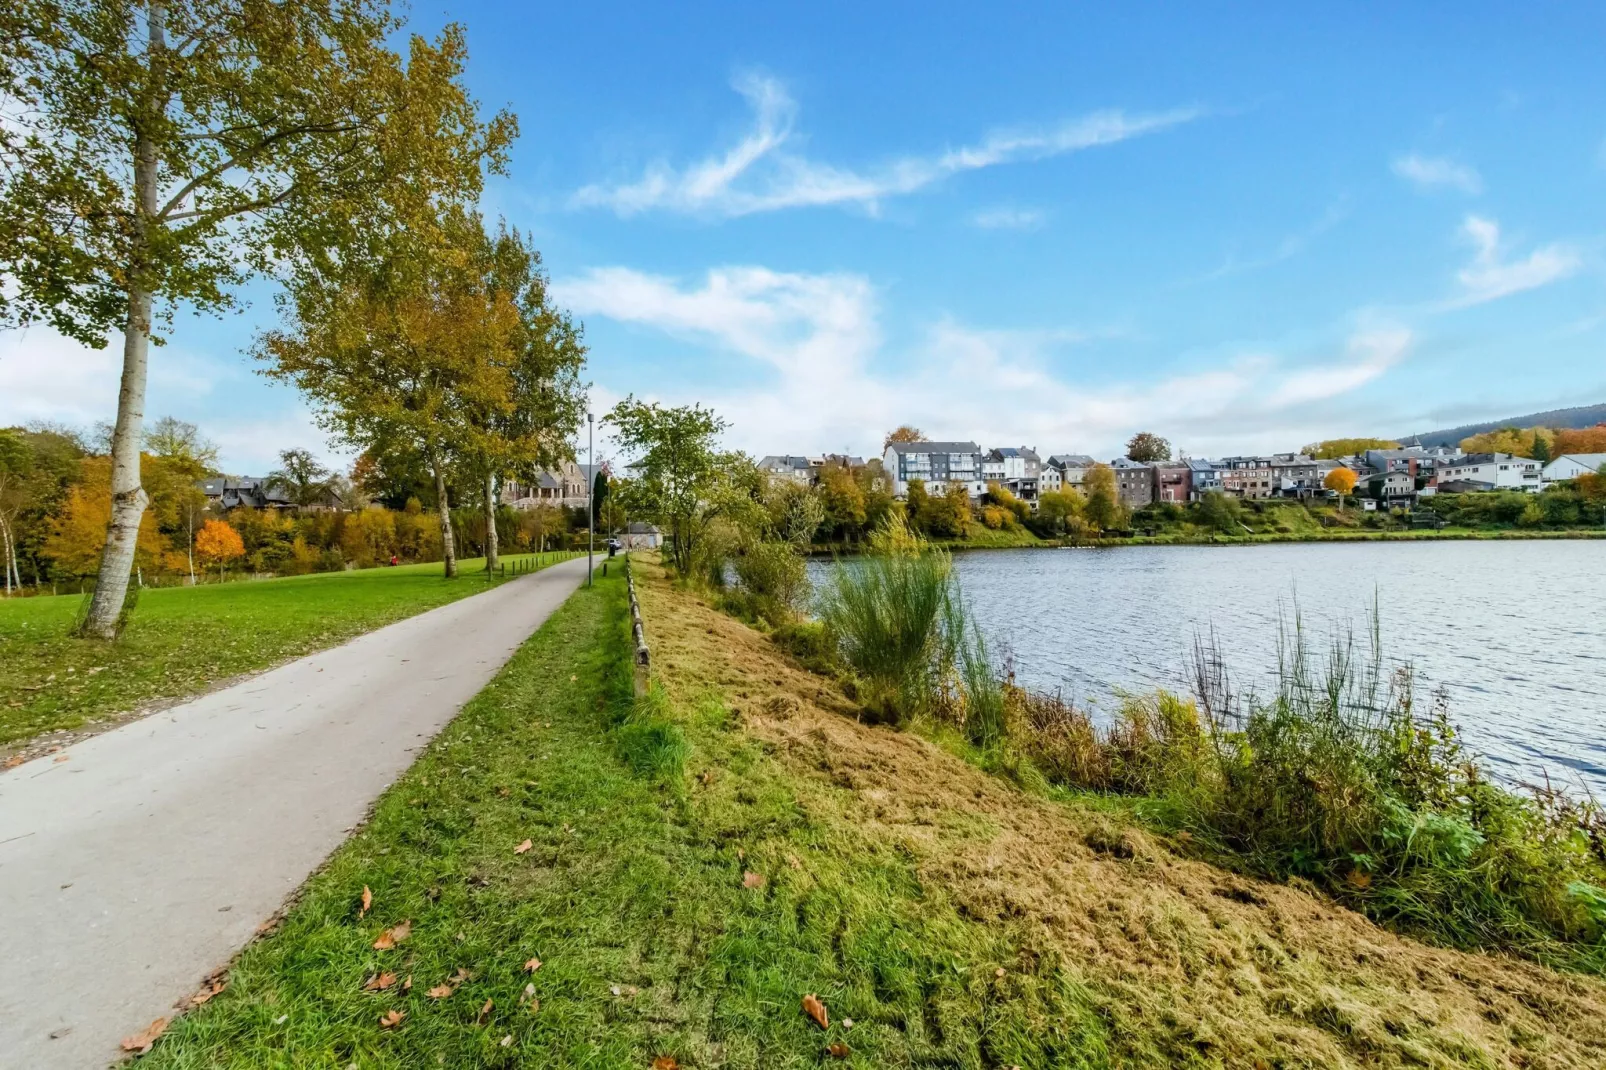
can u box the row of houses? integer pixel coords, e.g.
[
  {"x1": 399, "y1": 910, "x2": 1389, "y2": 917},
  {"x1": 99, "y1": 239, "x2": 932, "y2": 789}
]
[{"x1": 760, "y1": 441, "x2": 1606, "y2": 512}]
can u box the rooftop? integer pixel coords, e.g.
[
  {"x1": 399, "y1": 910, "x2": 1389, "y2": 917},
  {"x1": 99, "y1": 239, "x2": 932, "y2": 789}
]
[{"x1": 885, "y1": 440, "x2": 981, "y2": 455}]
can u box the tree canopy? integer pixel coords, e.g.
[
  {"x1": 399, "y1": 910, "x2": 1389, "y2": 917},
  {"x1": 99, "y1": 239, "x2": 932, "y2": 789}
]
[
  {"x1": 1124, "y1": 432, "x2": 1172, "y2": 463},
  {"x1": 606, "y1": 397, "x2": 733, "y2": 576}
]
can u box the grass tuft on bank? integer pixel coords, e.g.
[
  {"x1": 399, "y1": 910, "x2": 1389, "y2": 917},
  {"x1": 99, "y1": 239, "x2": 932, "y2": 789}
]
[{"x1": 0, "y1": 552, "x2": 579, "y2": 749}]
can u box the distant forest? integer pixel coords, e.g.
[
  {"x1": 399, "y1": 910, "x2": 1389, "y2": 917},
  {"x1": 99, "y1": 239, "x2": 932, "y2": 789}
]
[{"x1": 1404, "y1": 403, "x2": 1606, "y2": 448}]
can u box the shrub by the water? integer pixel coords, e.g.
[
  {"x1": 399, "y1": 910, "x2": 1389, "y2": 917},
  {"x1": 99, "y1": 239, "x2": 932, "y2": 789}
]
[{"x1": 1004, "y1": 615, "x2": 1606, "y2": 969}]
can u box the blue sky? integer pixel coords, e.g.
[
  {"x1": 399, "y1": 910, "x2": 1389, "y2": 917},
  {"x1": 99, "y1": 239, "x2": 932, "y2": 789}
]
[{"x1": 4, "y1": 2, "x2": 1605, "y2": 470}]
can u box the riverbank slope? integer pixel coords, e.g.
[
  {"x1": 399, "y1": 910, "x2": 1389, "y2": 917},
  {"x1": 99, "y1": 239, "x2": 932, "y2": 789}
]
[{"x1": 137, "y1": 557, "x2": 1606, "y2": 1068}]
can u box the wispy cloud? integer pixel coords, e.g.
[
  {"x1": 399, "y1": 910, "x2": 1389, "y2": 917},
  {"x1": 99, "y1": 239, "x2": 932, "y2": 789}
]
[
  {"x1": 970, "y1": 206, "x2": 1047, "y2": 231},
  {"x1": 1195, "y1": 199, "x2": 1348, "y2": 282},
  {"x1": 556, "y1": 263, "x2": 1410, "y2": 458},
  {"x1": 1450, "y1": 215, "x2": 1580, "y2": 307},
  {"x1": 571, "y1": 73, "x2": 1201, "y2": 218},
  {"x1": 1392, "y1": 153, "x2": 1483, "y2": 194}
]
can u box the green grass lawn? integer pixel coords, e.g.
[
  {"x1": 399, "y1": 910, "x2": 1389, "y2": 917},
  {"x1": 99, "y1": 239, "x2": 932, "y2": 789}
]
[
  {"x1": 142, "y1": 567, "x2": 1110, "y2": 1069},
  {"x1": 0, "y1": 553, "x2": 581, "y2": 748}
]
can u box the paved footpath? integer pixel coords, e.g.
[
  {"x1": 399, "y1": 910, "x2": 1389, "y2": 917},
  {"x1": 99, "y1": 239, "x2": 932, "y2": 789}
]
[{"x1": 0, "y1": 558, "x2": 588, "y2": 1068}]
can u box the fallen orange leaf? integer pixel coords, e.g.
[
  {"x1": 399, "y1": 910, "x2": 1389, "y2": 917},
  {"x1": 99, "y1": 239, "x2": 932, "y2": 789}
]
[
  {"x1": 3, "y1": 755, "x2": 24, "y2": 769},
  {"x1": 827, "y1": 1042, "x2": 851, "y2": 1058},
  {"x1": 53, "y1": 753, "x2": 69, "y2": 763},
  {"x1": 120, "y1": 1017, "x2": 168, "y2": 1053},
  {"x1": 477, "y1": 997, "x2": 494, "y2": 1025},
  {"x1": 363, "y1": 972, "x2": 398, "y2": 992},
  {"x1": 1346, "y1": 868, "x2": 1373, "y2": 890},
  {"x1": 359, "y1": 885, "x2": 372, "y2": 918},
  {"x1": 514, "y1": 839, "x2": 533, "y2": 855},
  {"x1": 802, "y1": 993, "x2": 828, "y2": 1030},
  {"x1": 652, "y1": 1057, "x2": 680, "y2": 1070},
  {"x1": 379, "y1": 1009, "x2": 405, "y2": 1029},
  {"x1": 427, "y1": 983, "x2": 455, "y2": 999},
  {"x1": 742, "y1": 871, "x2": 766, "y2": 889},
  {"x1": 524, "y1": 957, "x2": 542, "y2": 972},
  {"x1": 372, "y1": 919, "x2": 411, "y2": 950}
]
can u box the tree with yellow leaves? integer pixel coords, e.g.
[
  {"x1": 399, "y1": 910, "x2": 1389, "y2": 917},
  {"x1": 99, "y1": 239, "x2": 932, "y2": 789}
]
[
  {"x1": 194, "y1": 520, "x2": 245, "y2": 582},
  {"x1": 1324, "y1": 466, "x2": 1358, "y2": 509}
]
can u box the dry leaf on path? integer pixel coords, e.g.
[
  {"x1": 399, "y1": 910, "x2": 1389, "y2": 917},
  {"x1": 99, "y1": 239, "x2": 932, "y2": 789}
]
[
  {"x1": 802, "y1": 993, "x2": 828, "y2": 1029},
  {"x1": 513, "y1": 839, "x2": 532, "y2": 855},
  {"x1": 120, "y1": 1017, "x2": 168, "y2": 1053},
  {"x1": 827, "y1": 1042, "x2": 851, "y2": 1058},
  {"x1": 477, "y1": 998, "x2": 493, "y2": 1024},
  {"x1": 741, "y1": 871, "x2": 766, "y2": 889},
  {"x1": 363, "y1": 972, "x2": 398, "y2": 992},
  {"x1": 53, "y1": 754, "x2": 69, "y2": 763},
  {"x1": 359, "y1": 886, "x2": 372, "y2": 918},
  {"x1": 427, "y1": 984, "x2": 454, "y2": 999},
  {"x1": 191, "y1": 971, "x2": 228, "y2": 1005},
  {"x1": 378, "y1": 1009, "x2": 405, "y2": 1029},
  {"x1": 652, "y1": 1057, "x2": 681, "y2": 1070},
  {"x1": 4, "y1": 755, "x2": 25, "y2": 769},
  {"x1": 524, "y1": 957, "x2": 542, "y2": 972},
  {"x1": 372, "y1": 919, "x2": 411, "y2": 950}
]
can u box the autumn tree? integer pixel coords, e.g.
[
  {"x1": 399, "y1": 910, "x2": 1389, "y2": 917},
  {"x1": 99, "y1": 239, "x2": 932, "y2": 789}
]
[
  {"x1": 1033, "y1": 488, "x2": 1083, "y2": 537},
  {"x1": 1461, "y1": 426, "x2": 1553, "y2": 458},
  {"x1": 606, "y1": 397, "x2": 733, "y2": 576},
  {"x1": 260, "y1": 208, "x2": 522, "y2": 579},
  {"x1": 1082, "y1": 463, "x2": 1123, "y2": 532},
  {"x1": 1303, "y1": 437, "x2": 1399, "y2": 459},
  {"x1": 43, "y1": 457, "x2": 166, "y2": 578},
  {"x1": 1124, "y1": 432, "x2": 1172, "y2": 463},
  {"x1": 816, "y1": 461, "x2": 867, "y2": 541},
  {"x1": 459, "y1": 221, "x2": 587, "y2": 570},
  {"x1": 1554, "y1": 424, "x2": 1606, "y2": 455},
  {"x1": 883, "y1": 426, "x2": 927, "y2": 450},
  {"x1": 0, "y1": 1, "x2": 513, "y2": 635},
  {"x1": 194, "y1": 518, "x2": 244, "y2": 580},
  {"x1": 1323, "y1": 466, "x2": 1358, "y2": 509}
]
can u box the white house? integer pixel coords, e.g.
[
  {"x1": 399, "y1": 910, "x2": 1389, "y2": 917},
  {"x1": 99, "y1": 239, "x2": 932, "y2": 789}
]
[
  {"x1": 1433, "y1": 453, "x2": 1542, "y2": 493},
  {"x1": 1043, "y1": 454, "x2": 1096, "y2": 494},
  {"x1": 1542, "y1": 453, "x2": 1606, "y2": 483},
  {"x1": 981, "y1": 447, "x2": 1041, "y2": 502},
  {"x1": 882, "y1": 441, "x2": 985, "y2": 499}
]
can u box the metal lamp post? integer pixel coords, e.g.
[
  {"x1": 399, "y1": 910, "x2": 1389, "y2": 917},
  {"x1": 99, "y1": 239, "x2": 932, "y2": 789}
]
[{"x1": 586, "y1": 412, "x2": 594, "y2": 588}]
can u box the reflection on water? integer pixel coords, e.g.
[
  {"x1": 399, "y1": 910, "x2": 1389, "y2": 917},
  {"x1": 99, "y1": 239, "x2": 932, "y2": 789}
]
[{"x1": 810, "y1": 541, "x2": 1606, "y2": 794}]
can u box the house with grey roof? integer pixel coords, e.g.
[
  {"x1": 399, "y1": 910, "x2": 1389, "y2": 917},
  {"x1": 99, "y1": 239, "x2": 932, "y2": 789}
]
[
  {"x1": 982, "y1": 446, "x2": 1041, "y2": 501},
  {"x1": 198, "y1": 476, "x2": 295, "y2": 510},
  {"x1": 1543, "y1": 453, "x2": 1606, "y2": 483},
  {"x1": 882, "y1": 440, "x2": 984, "y2": 499}
]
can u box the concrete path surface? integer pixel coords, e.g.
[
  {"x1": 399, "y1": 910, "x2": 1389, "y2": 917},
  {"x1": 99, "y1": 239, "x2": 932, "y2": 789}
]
[{"x1": 0, "y1": 557, "x2": 589, "y2": 1068}]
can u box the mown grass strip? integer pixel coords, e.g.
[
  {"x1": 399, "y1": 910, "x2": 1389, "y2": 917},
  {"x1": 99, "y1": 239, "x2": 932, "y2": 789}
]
[
  {"x1": 144, "y1": 568, "x2": 1117, "y2": 1068},
  {"x1": 0, "y1": 553, "x2": 580, "y2": 747}
]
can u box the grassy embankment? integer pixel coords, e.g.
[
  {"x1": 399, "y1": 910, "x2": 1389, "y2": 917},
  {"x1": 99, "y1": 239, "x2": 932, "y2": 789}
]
[
  {"x1": 0, "y1": 551, "x2": 580, "y2": 750},
  {"x1": 144, "y1": 555, "x2": 1606, "y2": 1068}
]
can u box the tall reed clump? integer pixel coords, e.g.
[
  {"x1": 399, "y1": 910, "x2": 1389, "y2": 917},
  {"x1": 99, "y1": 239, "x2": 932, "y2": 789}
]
[
  {"x1": 817, "y1": 514, "x2": 998, "y2": 738},
  {"x1": 1010, "y1": 610, "x2": 1606, "y2": 969}
]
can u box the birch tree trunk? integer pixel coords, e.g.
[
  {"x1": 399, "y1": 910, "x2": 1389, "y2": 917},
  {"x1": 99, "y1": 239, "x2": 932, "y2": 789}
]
[
  {"x1": 432, "y1": 459, "x2": 458, "y2": 578},
  {"x1": 482, "y1": 469, "x2": 499, "y2": 571},
  {"x1": 81, "y1": 1, "x2": 164, "y2": 638}
]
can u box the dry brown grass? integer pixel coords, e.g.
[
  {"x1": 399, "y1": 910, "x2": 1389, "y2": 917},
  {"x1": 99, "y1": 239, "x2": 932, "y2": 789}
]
[{"x1": 633, "y1": 553, "x2": 1606, "y2": 1069}]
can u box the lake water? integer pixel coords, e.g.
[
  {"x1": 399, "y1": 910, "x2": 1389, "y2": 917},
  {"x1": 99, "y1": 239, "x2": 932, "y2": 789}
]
[{"x1": 811, "y1": 542, "x2": 1606, "y2": 794}]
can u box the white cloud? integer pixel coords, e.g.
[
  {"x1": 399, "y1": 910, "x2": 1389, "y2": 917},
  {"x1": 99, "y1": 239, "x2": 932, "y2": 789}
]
[
  {"x1": 0, "y1": 324, "x2": 339, "y2": 473},
  {"x1": 1392, "y1": 153, "x2": 1483, "y2": 194},
  {"x1": 556, "y1": 263, "x2": 1411, "y2": 459},
  {"x1": 1451, "y1": 215, "x2": 1580, "y2": 307},
  {"x1": 970, "y1": 206, "x2": 1047, "y2": 231},
  {"x1": 572, "y1": 74, "x2": 1200, "y2": 218}
]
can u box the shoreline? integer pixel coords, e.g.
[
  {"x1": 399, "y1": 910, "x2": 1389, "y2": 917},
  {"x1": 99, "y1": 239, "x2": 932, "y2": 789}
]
[{"x1": 811, "y1": 526, "x2": 1606, "y2": 555}]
